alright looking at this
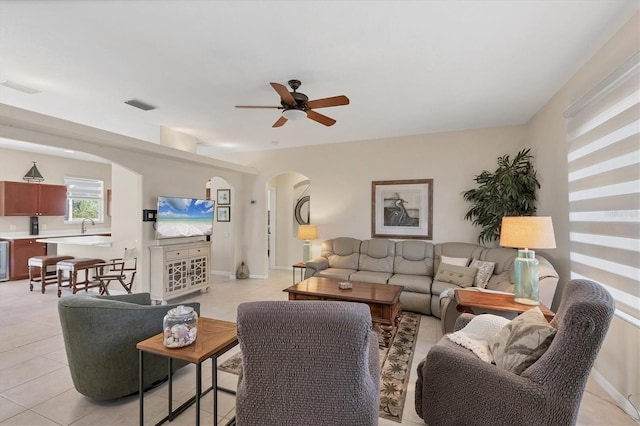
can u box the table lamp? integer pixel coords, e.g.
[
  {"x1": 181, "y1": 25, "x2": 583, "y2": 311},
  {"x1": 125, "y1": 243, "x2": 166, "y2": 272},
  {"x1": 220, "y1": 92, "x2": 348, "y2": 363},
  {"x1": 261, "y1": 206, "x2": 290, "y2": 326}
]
[
  {"x1": 297, "y1": 225, "x2": 318, "y2": 263},
  {"x1": 499, "y1": 216, "x2": 556, "y2": 305}
]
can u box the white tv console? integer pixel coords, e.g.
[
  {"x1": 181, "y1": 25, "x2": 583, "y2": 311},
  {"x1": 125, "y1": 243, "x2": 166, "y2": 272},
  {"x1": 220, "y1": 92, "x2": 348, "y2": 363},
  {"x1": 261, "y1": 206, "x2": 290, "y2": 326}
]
[{"x1": 149, "y1": 240, "x2": 210, "y2": 304}]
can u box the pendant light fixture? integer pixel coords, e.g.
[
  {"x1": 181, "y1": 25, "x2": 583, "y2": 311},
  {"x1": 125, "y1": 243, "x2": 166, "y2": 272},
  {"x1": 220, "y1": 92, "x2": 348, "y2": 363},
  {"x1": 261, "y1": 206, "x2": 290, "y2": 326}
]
[{"x1": 23, "y1": 161, "x2": 44, "y2": 182}]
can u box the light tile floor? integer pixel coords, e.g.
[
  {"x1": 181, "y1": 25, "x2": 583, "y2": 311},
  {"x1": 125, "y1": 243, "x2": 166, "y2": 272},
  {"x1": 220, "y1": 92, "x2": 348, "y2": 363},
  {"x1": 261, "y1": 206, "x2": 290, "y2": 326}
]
[{"x1": 0, "y1": 270, "x2": 636, "y2": 425}]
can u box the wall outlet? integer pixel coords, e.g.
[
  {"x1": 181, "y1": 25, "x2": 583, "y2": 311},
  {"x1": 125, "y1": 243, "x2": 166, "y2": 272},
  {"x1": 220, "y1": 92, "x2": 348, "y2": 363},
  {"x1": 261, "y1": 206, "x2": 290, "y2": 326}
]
[{"x1": 9, "y1": 225, "x2": 16, "y2": 231}]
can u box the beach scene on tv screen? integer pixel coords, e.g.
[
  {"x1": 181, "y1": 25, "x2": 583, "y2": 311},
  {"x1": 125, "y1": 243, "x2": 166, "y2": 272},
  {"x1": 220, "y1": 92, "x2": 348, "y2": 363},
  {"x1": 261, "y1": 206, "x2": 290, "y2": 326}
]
[{"x1": 157, "y1": 197, "x2": 215, "y2": 238}]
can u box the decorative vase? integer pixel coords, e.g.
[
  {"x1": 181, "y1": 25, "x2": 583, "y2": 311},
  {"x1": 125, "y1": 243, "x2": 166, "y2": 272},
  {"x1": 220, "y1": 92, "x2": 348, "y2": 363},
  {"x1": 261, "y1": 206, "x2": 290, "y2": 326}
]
[{"x1": 163, "y1": 305, "x2": 198, "y2": 348}]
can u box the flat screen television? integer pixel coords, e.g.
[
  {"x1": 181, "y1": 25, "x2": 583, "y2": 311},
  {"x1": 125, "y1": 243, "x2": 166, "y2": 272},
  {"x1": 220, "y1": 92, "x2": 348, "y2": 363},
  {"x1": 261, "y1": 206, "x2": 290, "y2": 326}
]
[{"x1": 156, "y1": 196, "x2": 215, "y2": 239}]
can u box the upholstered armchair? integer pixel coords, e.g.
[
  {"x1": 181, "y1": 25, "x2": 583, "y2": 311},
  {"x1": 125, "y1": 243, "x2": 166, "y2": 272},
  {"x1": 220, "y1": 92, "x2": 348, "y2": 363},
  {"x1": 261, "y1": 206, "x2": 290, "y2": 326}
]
[
  {"x1": 58, "y1": 292, "x2": 200, "y2": 400},
  {"x1": 235, "y1": 300, "x2": 380, "y2": 426},
  {"x1": 415, "y1": 279, "x2": 614, "y2": 425}
]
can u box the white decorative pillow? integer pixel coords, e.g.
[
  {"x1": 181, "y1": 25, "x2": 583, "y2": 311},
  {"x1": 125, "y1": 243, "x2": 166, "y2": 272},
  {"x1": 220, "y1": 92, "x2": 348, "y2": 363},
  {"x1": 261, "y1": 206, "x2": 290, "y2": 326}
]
[
  {"x1": 469, "y1": 259, "x2": 496, "y2": 289},
  {"x1": 488, "y1": 307, "x2": 556, "y2": 375},
  {"x1": 447, "y1": 314, "x2": 510, "y2": 362},
  {"x1": 435, "y1": 263, "x2": 478, "y2": 288},
  {"x1": 441, "y1": 255, "x2": 469, "y2": 266}
]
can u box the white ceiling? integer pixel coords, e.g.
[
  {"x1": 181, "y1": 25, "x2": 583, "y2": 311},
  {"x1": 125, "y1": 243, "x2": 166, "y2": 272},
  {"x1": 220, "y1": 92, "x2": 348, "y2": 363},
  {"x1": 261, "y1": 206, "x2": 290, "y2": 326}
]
[{"x1": 0, "y1": 1, "x2": 637, "y2": 160}]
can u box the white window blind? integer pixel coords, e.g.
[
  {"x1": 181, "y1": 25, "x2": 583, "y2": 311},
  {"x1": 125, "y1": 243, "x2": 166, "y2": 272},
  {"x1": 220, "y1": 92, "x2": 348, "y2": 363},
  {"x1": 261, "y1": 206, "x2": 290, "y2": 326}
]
[
  {"x1": 64, "y1": 176, "x2": 104, "y2": 222},
  {"x1": 565, "y1": 52, "x2": 640, "y2": 327}
]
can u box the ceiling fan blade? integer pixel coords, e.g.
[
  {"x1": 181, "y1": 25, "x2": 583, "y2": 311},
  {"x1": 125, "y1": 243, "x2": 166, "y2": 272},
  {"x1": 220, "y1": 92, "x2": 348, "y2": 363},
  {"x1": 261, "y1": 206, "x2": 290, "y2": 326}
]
[
  {"x1": 273, "y1": 116, "x2": 288, "y2": 128},
  {"x1": 235, "y1": 105, "x2": 282, "y2": 109},
  {"x1": 307, "y1": 110, "x2": 336, "y2": 127},
  {"x1": 270, "y1": 82, "x2": 296, "y2": 105},
  {"x1": 306, "y1": 95, "x2": 350, "y2": 109}
]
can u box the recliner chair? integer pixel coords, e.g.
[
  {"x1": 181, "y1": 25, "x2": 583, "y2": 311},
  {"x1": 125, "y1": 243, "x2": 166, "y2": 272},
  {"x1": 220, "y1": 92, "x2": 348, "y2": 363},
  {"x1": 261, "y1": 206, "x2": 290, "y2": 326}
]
[
  {"x1": 415, "y1": 279, "x2": 614, "y2": 425},
  {"x1": 58, "y1": 292, "x2": 200, "y2": 400}
]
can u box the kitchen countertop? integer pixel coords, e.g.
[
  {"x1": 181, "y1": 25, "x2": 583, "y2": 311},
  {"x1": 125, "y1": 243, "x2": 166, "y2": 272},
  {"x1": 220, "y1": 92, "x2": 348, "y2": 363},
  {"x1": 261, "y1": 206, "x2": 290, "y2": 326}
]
[
  {"x1": 36, "y1": 235, "x2": 112, "y2": 248},
  {"x1": 0, "y1": 229, "x2": 111, "y2": 240}
]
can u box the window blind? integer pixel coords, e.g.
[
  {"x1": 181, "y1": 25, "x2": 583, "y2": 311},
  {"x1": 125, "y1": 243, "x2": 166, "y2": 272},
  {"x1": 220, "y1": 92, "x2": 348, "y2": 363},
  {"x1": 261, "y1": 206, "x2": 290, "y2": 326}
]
[{"x1": 565, "y1": 52, "x2": 640, "y2": 327}]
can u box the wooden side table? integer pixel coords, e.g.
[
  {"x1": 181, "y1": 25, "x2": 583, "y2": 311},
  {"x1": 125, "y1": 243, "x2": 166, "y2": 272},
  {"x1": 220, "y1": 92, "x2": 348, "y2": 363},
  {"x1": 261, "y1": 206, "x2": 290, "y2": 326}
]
[
  {"x1": 454, "y1": 289, "x2": 555, "y2": 321},
  {"x1": 292, "y1": 262, "x2": 306, "y2": 284},
  {"x1": 137, "y1": 317, "x2": 238, "y2": 426}
]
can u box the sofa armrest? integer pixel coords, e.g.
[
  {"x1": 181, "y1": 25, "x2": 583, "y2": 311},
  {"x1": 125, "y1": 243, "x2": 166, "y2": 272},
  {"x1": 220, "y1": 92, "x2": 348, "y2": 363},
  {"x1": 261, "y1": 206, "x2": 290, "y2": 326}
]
[
  {"x1": 304, "y1": 257, "x2": 329, "y2": 279},
  {"x1": 416, "y1": 342, "x2": 545, "y2": 424},
  {"x1": 537, "y1": 255, "x2": 559, "y2": 308},
  {"x1": 453, "y1": 313, "x2": 475, "y2": 331}
]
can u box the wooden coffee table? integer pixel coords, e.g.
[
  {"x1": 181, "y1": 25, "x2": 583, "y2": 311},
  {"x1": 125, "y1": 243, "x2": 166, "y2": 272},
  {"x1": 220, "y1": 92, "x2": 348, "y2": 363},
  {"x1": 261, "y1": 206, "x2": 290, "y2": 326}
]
[
  {"x1": 137, "y1": 317, "x2": 237, "y2": 426},
  {"x1": 454, "y1": 289, "x2": 555, "y2": 321},
  {"x1": 283, "y1": 276, "x2": 403, "y2": 347}
]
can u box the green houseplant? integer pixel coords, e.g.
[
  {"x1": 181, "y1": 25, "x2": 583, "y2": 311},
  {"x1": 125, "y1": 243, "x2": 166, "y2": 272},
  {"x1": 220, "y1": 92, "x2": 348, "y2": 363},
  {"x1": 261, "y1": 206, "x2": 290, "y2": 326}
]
[{"x1": 463, "y1": 148, "x2": 540, "y2": 245}]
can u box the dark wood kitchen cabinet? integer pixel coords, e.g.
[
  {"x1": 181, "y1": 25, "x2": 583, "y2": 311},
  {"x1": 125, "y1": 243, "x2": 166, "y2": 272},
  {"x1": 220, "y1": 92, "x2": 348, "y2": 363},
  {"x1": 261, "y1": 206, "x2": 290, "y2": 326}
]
[
  {"x1": 0, "y1": 181, "x2": 67, "y2": 216},
  {"x1": 7, "y1": 238, "x2": 46, "y2": 280}
]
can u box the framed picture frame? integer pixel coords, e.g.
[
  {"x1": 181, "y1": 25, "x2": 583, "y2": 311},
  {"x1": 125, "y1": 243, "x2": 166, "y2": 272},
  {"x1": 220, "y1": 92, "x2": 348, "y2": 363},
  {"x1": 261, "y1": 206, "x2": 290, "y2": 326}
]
[
  {"x1": 217, "y1": 189, "x2": 231, "y2": 205},
  {"x1": 371, "y1": 179, "x2": 433, "y2": 239},
  {"x1": 217, "y1": 206, "x2": 230, "y2": 222}
]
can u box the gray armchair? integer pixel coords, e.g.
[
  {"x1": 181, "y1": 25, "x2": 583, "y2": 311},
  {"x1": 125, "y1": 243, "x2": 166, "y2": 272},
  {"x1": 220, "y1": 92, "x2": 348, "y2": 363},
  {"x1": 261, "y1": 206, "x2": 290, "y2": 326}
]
[
  {"x1": 235, "y1": 300, "x2": 380, "y2": 426},
  {"x1": 58, "y1": 292, "x2": 200, "y2": 400},
  {"x1": 415, "y1": 279, "x2": 614, "y2": 425}
]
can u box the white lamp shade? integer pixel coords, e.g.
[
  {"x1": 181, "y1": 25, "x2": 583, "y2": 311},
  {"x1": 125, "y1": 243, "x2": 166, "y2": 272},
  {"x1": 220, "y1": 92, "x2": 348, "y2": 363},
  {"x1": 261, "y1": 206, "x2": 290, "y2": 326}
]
[
  {"x1": 500, "y1": 216, "x2": 556, "y2": 249},
  {"x1": 282, "y1": 109, "x2": 307, "y2": 120},
  {"x1": 297, "y1": 225, "x2": 318, "y2": 240}
]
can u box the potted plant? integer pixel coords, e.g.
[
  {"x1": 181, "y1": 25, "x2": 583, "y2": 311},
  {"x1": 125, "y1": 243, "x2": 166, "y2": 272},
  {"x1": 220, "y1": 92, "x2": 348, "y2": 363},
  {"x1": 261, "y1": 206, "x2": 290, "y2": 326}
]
[{"x1": 463, "y1": 148, "x2": 540, "y2": 245}]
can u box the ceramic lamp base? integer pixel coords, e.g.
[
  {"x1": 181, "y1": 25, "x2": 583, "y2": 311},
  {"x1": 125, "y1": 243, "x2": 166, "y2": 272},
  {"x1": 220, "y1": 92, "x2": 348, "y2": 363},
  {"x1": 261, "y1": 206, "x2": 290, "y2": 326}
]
[{"x1": 514, "y1": 249, "x2": 540, "y2": 305}]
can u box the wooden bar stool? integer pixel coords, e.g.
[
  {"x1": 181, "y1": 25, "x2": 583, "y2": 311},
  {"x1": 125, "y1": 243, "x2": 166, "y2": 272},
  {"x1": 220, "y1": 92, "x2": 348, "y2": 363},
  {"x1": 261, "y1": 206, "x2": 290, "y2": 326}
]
[
  {"x1": 56, "y1": 258, "x2": 104, "y2": 298},
  {"x1": 29, "y1": 255, "x2": 74, "y2": 294}
]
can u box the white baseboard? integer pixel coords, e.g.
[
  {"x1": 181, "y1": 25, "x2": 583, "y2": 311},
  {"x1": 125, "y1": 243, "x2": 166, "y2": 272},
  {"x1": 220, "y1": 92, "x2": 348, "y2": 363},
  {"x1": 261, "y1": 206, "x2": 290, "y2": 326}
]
[{"x1": 591, "y1": 368, "x2": 640, "y2": 421}]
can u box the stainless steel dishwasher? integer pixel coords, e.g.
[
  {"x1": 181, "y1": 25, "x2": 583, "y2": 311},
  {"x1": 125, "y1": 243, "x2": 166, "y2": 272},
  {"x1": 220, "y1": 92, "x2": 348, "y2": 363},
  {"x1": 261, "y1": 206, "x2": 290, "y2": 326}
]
[{"x1": 0, "y1": 241, "x2": 8, "y2": 282}]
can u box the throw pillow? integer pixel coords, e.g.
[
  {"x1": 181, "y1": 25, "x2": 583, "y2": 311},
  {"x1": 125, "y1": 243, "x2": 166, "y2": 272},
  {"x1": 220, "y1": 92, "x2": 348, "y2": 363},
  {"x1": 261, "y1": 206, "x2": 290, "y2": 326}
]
[
  {"x1": 488, "y1": 307, "x2": 556, "y2": 375},
  {"x1": 469, "y1": 259, "x2": 496, "y2": 289},
  {"x1": 447, "y1": 314, "x2": 510, "y2": 362},
  {"x1": 440, "y1": 255, "x2": 469, "y2": 266},
  {"x1": 435, "y1": 263, "x2": 478, "y2": 288}
]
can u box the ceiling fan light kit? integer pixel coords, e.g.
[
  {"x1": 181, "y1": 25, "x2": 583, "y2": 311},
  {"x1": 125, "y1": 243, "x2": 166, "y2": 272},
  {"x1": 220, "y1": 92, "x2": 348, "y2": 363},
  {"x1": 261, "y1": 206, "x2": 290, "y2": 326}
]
[
  {"x1": 236, "y1": 79, "x2": 349, "y2": 128},
  {"x1": 282, "y1": 109, "x2": 307, "y2": 120}
]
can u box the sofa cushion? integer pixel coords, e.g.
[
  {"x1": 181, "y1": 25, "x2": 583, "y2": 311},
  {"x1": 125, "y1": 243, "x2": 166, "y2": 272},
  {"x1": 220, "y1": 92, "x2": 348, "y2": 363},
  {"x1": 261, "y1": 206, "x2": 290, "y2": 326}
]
[
  {"x1": 350, "y1": 270, "x2": 392, "y2": 284},
  {"x1": 441, "y1": 256, "x2": 469, "y2": 266},
  {"x1": 486, "y1": 270, "x2": 514, "y2": 292},
  {"x1": 480, "y1": 247, "x2": 517, "y2": 275},
  {"x1": 431, "y1": 280, "x2": 462, "y2": 297},
  {"x1": 488, "y1": 307, "x2": 556, "y2": 375},
  {"x1": 434, "y1": 263, "x2": 478, "y2": 288},
  {"x1": 469, "y1": 259, "x2": 496, "y2": 288},
  {"x1": 322, "y1": 237, "x2": 362, "y2": 270},
  {"x1": 358, "y1": 239, "x2": 395, "y2": 274},
  {"x1": 315, "y1": 268, "x2": 356, "y2": 281},
  {"x1": 434, "y1": 242, "x2": 485, "y2": 273},
  {"x1": 393, "y1": 241, "x2": 434, "y2": 276},
  {"x1": 388, "y1": 274, "x2": 432, "y2": 294}
]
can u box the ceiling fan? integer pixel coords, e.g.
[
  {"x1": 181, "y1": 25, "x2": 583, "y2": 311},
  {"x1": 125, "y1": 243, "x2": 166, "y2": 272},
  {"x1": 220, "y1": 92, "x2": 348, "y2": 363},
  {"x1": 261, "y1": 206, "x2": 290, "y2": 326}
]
[{"x1": 235, "y1": 79, "x2": 349, "y2": 127}]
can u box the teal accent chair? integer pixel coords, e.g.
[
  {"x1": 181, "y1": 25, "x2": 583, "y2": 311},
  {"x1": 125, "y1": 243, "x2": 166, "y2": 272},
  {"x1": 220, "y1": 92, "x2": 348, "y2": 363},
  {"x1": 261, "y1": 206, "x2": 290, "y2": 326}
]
[{"x1": 58, "y1": 292, "x2": 200, "y2": 400}]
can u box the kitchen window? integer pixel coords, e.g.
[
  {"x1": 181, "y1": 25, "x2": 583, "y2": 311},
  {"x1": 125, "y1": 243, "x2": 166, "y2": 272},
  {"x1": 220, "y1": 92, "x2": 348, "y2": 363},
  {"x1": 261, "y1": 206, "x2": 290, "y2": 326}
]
[{"x1": 64, "y1": 177, "x2": 104, "y2": 223}]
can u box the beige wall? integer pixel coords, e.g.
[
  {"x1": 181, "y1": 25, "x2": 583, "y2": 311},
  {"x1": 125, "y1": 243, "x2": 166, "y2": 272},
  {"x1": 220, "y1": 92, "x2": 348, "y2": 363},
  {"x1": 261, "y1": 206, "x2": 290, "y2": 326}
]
[
  {"x1": 222, "y1": 125, "x2": 526, "y2": 272},
  {"x1": 524, "y1": 12, "x2": 639, "y2": 416},
  {"x1": 0, "y1": 148, "x2": 112, "y2": 233}
]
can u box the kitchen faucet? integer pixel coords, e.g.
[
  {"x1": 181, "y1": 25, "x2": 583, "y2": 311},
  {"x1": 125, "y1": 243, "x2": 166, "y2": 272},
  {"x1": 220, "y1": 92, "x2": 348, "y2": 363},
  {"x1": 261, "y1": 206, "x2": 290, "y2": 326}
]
[{"x1": 81, "y1": 218, "x2": 95, "y2": 234}]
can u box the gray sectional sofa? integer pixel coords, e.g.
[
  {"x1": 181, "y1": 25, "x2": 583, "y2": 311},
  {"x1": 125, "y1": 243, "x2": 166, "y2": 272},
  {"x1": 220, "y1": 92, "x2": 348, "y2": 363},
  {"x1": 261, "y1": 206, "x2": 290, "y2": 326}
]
[{"x1": 304, "y1": 237, "x2": 559, "y2": 321}]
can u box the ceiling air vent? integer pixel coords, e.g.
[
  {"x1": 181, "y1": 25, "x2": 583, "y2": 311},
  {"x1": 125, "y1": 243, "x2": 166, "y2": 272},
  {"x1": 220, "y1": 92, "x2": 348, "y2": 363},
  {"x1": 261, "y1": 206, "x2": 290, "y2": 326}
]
[
  {"x1": 0, "y1": 80, "x2": 40, "y2": 94},
  {"x1": 124, "y1": 99, "x2": 157, "y2": 111}
]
